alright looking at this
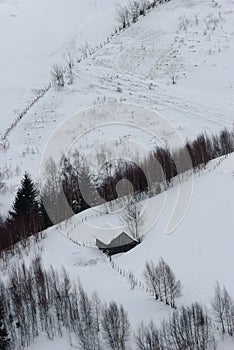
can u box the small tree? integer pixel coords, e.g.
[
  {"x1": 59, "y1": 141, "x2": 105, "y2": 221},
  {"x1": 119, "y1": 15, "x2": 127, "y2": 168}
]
[
  {"x1": 101, "y1": 301, "x2": 130, "y2": 350},
  {"x1": 212, "y1": 282, "x2": 234, "y2": 335},
  {"x1": 166, "y1": 60, "x2": 180, "y2": 85},
  {"x1": 128, "y1": 272, "x2": 137, "y2": 290},
  {"x1": 51, "y1": 64, "x2": 65, "y2": 88},
  {"x1": 115, "y1": 3, "x2": 130, "y2": 28},
  {"x1": 79, "y1": 42, "x2": 93, "y2": 59},
  {"x1": 119, "y1": 195, "x2": 145, "y2": 241},
  {"x1": 63, "y1": 50, "x2": 74, "y2": 85},
  {"x1": 143, "y1": 260, "x2": 159, "y2": 300},
  {"x1": 8, "y1": 173, "x2": 42, "y2": 242},
  {"x1": 212, "y1": 282, "x2": 226, "y2": 334},
  {"x1": 129, "y1": 0, "x2": 140, "y2": 23},
  {"x1": 222, "y1": 287, "x2": 234, "y2": 336},
  {"x1": 76, "y1": 283, "x2": 101, "y2": 350}
]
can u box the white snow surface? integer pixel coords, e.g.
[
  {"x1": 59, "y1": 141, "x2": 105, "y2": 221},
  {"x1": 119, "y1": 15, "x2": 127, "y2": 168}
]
[
  {"x1": 0, "y1": 0, "x2": 128, "y2": 129},
  {"x1": 0, "y1": 0, "x2": 233, "y2": 348},
  {"x1": 53, "y1": 153, "x2": 234, "y2": 307},
  {"x1": 2, "y1": 153, "x2": 232, "y2": 350},
  {"x1": 0, "y1": 0, "x2": 234, "y2": 214}
]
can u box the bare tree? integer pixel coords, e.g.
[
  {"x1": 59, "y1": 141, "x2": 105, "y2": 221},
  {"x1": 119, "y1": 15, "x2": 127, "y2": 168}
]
[
  {"x1": 128, "y1": 272, "x2": 137, "y2": 290},
  {"x1": 143, "y1": 260, "x2": 160, "y2": 300},
  {"x1": 115, "y1": 3, "x2": 130, "y2": 28},
  {"x1": 166, "y1": 266, "x2": 182, "y2": 309},
  {"x1": 101, "y1": 301, "x2": 130, "y2": 350},
  {"x1": 129, "y1": 1, "x2": 141, "y2": 23},
  {"x1": 135, "y1": 320, "x2": 162, "y2": 350},
  {"x1": 211, "y1": 282, "x2": 234, "y2": 335},
  {"x1": 92, "y1": 291, "x2": 102, "y2": 333},
  {"x1": 222, "y1": 286, "x2": 234, "y2": 336},
  {"x1": 51, "y1": 64, "x2": 65, "y2": 88},
  {"x1": 162, "y1": 303, "x2": 212, "y2": 350},
  {"x1": 211, "y1": 282, "x2": 226, "y2": 334},
  {"x1": 119, "y1": 195, "x2": 145, "y2": 241},
  {"x1": 139, "y1": 0, "x2": 151, "y2": 16},
  {"x1": 144, "y1": 258, "x2": 182, "y2": 308},
  {"x1": 63, "y1": 50, "x2": 74, "y2": 85},
  {"x1": 157, "y1": 258, "x2": 182, "y2": 308},
  {"x1": 76, "y1": 283, "x2": 101, "y2": 350},
  {"x1": 41, "y1": 158, "x2": 64, "y2": 224},
  {"x1": 79, "y1": 42, "x2": 93, "y2": 59},
  {"x1": 166, "y1": 61, "x2": 180, "y2": 85}
]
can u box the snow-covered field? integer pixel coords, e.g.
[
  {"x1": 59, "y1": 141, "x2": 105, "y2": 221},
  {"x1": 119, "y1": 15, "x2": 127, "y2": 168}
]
[
  {"x1": 0, "y1": 0, "x2": 233, "y2": 215},
  {"x1": 0, "y1": 0, "x2": 233, "y2": 348}
]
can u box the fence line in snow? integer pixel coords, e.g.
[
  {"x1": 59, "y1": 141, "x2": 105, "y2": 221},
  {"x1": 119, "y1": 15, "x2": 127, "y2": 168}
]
[{"x1": 0, "y1": 1, "x2": 165, "y2": 149}]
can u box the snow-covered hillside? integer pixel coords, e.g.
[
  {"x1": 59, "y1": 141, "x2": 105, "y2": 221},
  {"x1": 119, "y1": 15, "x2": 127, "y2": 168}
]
[
  {"x1": 2, "y1": 153, "x2": 232, "y2": 349},
  {"x1": 0, "y1": 0, "x2": 233, "y2": 215},
  {"x1": 0, "y1": 0, "x2": 233, "y2": 348},
  {"x1": 0, "y1": 0, "x2": 128, "y2": 130},
  {"x1": 40, "y1": 153, "x2": 234, "y2": 306}
]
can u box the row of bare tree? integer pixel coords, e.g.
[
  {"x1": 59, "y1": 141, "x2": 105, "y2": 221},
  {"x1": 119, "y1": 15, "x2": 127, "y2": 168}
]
[
  {"x1": 136, "y1": 303, "x2": 214, "y2": 350},
  {"x1": 0, "y1": 257, "x2": 130, "y2": 350},
  {"x1": 51, "y1": 1, "x2": 172, "y2": 89},
  {"x1": 0, "y1": 128, "x2": 233, "y2": 254},
  {"x1": 136, "y1": 281, "x2": 234, "y2": 350},
  {"x1": 1, "y1": 255, "x2": 233, "y2": 349},
  {"x1": 100, "y1": 128, "x2": 234, "y2": 202},
  {"x1": 116, "y1": 0, "x2": 170, "y2": 29},
  {"x1": 144, "y1": 258, "x2": 182, "y2": 308}
]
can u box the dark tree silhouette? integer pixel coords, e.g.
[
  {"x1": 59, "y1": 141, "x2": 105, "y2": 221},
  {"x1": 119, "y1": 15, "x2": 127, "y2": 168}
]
[
  {"x1": 0, "y1": 296, "x2": 9, "y2": 349},
  {"x1": 8, "y1": 173, "x2": 42, "y2": 242}
]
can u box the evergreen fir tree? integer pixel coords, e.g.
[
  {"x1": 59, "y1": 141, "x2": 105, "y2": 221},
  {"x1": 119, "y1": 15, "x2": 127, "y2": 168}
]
[
  {"x1": 8, "y1": 173, "x2": 41, "y2": 240},
  {"x1": 10, "y1": 173, "x2": 39, "y2": 217}
]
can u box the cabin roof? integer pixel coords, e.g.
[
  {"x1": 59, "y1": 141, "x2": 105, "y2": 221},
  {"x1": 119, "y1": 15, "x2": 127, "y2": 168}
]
[{"x1": 95, "y1": 231, "x2": 137, "y2": 246}]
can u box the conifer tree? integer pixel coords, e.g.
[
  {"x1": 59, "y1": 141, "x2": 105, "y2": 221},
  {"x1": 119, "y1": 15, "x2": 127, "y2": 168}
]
[{"x1": 8, "y1": 173, "x2": 41, "y2": 240}]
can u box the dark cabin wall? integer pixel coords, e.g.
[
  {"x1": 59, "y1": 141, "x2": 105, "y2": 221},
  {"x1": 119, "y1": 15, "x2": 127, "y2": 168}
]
[{"x1": 99, "y1": 241, "x2": 139, "y2": 255}]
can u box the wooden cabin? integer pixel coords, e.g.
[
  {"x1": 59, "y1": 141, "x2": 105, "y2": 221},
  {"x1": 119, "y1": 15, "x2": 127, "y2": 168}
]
[{"x1": 96, "y1": 231, "x2": 139, "y2": 255}]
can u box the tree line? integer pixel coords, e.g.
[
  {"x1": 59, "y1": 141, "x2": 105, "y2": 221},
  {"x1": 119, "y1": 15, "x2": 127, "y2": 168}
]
[
  {"x1": 0, "y1": 256, "x2": 130, "y2": 350},
  {"x1": 116, "y1": 0, "x2": 171, "y2": 30},
  {"x1": 0, "y1": 256, "x2": 233, "y2": 349},
  {"x1": 143, "y1": 258, "x2": 182, "y2": 308},
  {"x1": 0, "y1": 128, "x2": 233, "y2": 253},
  {"x1": 99, "y1": 128, "x2": 234, "y2": 201}
]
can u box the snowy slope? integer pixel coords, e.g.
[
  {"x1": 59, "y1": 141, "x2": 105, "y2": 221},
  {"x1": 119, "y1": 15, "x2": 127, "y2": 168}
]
[
  {"x1": 53, "y1": 153, "x2": 234, "y2": 306},
  {"x1": 115, "y1": 154, "x2": 234, "y2": 306},
  {"x1": 0, "y1": 0, "x2": 233, "y2": 216},
  {"x1": 2, "y1": 152, "x2": 231, "y2": 350},
  {"x1": 0, "y1": 0, "x2": 233, "y2": 349},
  {"x1": 0, "y1": 0, "x2": 128, "y2": 131}
]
